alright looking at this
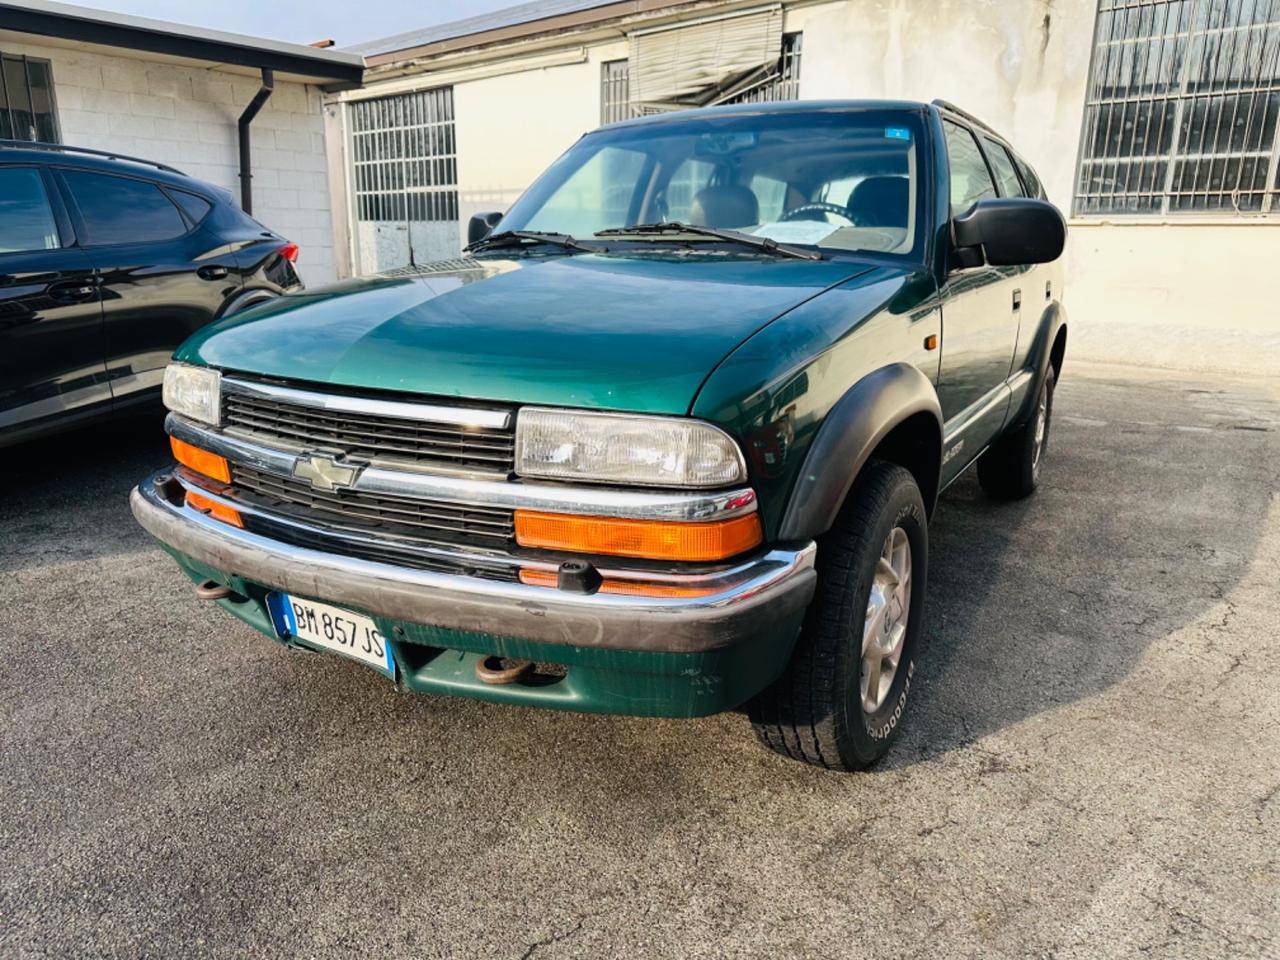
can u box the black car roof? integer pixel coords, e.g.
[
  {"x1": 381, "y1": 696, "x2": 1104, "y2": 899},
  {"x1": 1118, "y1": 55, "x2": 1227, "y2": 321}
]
[{"x1": 0, "y1": 141, "x2": 223, "y2": 199}]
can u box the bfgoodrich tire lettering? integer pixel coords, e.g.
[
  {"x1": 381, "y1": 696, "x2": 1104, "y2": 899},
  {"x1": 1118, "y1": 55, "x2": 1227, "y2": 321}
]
[{"x1": 749, "y1": 460, "x2": 928, "y2": 771}]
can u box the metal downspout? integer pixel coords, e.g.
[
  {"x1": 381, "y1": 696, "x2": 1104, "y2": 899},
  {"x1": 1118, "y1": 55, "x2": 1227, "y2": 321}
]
[{"x1": 237, "y1": 67, "x2": 274, "y2": 214}]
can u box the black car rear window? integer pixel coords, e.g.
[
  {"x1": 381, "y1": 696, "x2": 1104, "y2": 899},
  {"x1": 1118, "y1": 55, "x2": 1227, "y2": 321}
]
[
  {"x1": 170, "y1": 189, "x2": 213, "y2": 226},
  {"x1": 61, "y1": 169, "x2": 188, "y2": 245}
]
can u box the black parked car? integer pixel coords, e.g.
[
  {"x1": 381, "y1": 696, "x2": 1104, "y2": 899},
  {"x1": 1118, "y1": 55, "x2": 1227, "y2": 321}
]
[{"x1": 0, "y1": 141, "x2": 302, "y2": 447}]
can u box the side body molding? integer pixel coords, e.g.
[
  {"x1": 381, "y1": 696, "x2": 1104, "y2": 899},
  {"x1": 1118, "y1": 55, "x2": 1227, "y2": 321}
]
[{"x1": 778, "y1": 363, "x2": 942, "y2": 541}]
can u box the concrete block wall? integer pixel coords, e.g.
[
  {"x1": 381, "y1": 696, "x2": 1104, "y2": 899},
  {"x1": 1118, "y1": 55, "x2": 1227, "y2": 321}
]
[{"x1": 2, "y1": 41, "x2": 338, "y2": 285}]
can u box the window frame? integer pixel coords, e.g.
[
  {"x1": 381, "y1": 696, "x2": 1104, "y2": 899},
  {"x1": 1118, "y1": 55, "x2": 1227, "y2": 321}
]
[
  {"x1": 52, "y1": 166, "x2": 195, "y2": 249},
  {"x1": 941, "y1": 118, "x2": 1001, "y2": 218},
  {"x1": 0, "y1": 52, "x2": 61, "y2": 143},
  {"x1": 1073, "y1": 0, "x2": 1280, "y2": 220}
]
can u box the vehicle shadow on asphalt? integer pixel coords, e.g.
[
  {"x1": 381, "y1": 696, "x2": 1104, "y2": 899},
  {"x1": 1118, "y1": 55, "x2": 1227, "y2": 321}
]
[
  {"x1": 0, "y1": 409, "x2": 171, "y2": 574},
  {"x1": 881, "y1": 373, "x2": 1273, "y2": 769}
]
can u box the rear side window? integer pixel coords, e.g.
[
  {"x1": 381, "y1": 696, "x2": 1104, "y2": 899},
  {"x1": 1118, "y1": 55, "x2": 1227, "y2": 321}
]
[
  {"x1": 982, "y1": 138, "x2": 1026, "y2": 198},
  {"x1": 0, "y1": 167, "x2": 59, "y2": 253},
  {"x1": 1012, "y1": 153, "x2": 1045, "y2": 199},
  {"x1": 170, "y1": 189, "x2": 213, "y2": 226},
  {"x1": 943, "y1": 121, "x2": 997, "y2": 216},
  {"x1": 60, "y1": 170, "x2": 188, "y2": 245}
]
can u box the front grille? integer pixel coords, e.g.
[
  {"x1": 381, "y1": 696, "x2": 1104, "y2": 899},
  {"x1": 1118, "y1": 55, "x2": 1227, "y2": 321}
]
[
  {"x1": 232, "y1": 464, "x2": 515, "y2": 552},
  {"x1": 221, "y1": 389, "x2": 515, "y2": 473}
]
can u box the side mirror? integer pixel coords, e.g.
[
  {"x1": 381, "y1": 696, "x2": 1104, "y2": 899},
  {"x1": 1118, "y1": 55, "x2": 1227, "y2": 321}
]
[
  {"x1": 467, "y1": 211, "x2": 504, "y2": 245},
  {"x1": 952, "y1": 198, "x2": 1066, "y2": 267}
]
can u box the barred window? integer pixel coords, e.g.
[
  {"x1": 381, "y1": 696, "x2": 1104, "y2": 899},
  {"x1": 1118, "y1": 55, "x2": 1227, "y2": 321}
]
[
  {"x1": 1075, "y1": 0, "x2": 1280, "y2": 216},
  {"x1": 601, "y1": 59, "x2": 631, "y2": 124},
  {"x1": 0, "y1": 53, "x2": 59, "y2": 143},
  {"x1": 600, "y1": 32, "x2": 803, "y2": 124},
  {"x1": 350, "y1": 87, "x2": 458, "y2": 223}
]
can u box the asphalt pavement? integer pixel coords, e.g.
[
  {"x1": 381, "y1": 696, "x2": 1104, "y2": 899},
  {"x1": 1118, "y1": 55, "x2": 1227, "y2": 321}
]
[{"x1": 2, "y1": 361, "x2": 1277, "y2": 959}]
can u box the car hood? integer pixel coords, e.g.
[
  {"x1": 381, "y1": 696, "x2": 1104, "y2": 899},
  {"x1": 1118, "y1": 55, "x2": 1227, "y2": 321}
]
[{"x1": 178, "y1": 253, "x2": 877, "y2": 414}]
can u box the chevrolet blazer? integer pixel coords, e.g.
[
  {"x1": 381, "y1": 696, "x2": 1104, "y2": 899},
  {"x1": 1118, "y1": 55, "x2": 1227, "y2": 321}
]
[{"x1": 131, "y1": 99, "x2": 1067, "y2": 771}]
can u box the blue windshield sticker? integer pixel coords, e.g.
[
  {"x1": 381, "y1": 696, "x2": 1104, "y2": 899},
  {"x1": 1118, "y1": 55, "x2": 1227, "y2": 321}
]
[{"x1": 885, "y1": 127, "x2": 912, "y2": 141}]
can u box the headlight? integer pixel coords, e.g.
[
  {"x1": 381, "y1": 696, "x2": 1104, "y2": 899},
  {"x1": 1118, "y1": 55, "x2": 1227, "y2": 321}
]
[
  {"x1": 162, "y1": 363, "x2": 221, "y2": 426},
  {"x1": 516, "y1": 408, "x2": 746, "y2": 488}
]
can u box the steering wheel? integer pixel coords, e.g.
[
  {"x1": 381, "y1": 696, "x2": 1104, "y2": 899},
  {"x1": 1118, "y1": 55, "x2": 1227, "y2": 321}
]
[{"x1": 780, "y1": 202, "x2": 855, "y2": 225}]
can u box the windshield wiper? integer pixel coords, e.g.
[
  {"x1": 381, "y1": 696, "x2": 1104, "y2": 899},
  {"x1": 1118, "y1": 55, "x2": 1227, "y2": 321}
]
[
  {"x1": 595, "y1": 222, "x2": 822, "y2": 261},
  {"x1": 465, "y1": 229, "x2": 594, "y2": 254}
]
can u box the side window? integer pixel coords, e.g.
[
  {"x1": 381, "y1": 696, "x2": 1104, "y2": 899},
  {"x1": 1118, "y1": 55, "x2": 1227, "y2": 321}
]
[
  {"x1": 1012, "y1": 153, "x2": 1045, "y2": 199},
  {"x1": 943, "y1": 121, "x2": 997, "y2": 217},
  {"x1": 60, "y1": 170, "x2": 188, "y2": 245},
  {"x1": 982, "y1": 138, "x2": 1026, "y2": 198},
  {"x1": 170, "y1": 190, "x2": 213, "y2": 226},
  {"x1": 0, "y1": 167, "x2": 60, "y2": 253}
]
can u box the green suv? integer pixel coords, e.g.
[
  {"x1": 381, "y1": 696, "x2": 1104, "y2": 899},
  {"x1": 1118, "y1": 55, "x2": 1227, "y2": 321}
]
[{"x1": 132, "y1": 99, "x2": 1066, "y2": 771}]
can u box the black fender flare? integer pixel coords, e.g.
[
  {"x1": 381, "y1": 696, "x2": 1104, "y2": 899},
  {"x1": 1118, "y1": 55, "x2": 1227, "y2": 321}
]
[
  {"x1": 1010, "y1": 301, "x2": 1068, "y2": 427},
  {"x1": 778, "y1": 363, "x2": 943, "y2": 541}
]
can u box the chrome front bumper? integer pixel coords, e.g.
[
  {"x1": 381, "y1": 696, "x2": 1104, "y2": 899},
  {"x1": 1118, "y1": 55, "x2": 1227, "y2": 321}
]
[{"x1": 131, "y1": 473, "x2": 817, "y2": 655}]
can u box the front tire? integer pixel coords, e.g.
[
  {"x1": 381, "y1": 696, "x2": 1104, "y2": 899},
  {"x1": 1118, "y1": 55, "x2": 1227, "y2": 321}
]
[
  {"x1": 977, "y1": 365, "x2": 1056, "y2": 499},
  {"x1": 749, "y1": 460, "x2": 928, "y2": 771}
]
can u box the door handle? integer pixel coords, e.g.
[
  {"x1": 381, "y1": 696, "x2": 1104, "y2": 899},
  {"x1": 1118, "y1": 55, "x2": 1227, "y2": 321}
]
[
  {"x1": 197, "y1": 265, "x2": 229, "y2": 281},
  {"x1": 1011, "y1": 288, "x2": 1022, "y2": 311},
  {"x1": 48, "y1": 282, "x2": 97, "y2": 303}
]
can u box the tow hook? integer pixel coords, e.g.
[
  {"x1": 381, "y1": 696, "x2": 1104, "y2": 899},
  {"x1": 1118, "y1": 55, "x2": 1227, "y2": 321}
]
[
  {"x1": 195, "y1": 580, "x2": 234, "y2": 601},
  {"x1": 475, "y1": 656, "x2": 534, "y2": 685}
]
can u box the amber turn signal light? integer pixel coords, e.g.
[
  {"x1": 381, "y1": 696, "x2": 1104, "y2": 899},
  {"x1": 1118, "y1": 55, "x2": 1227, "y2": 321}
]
[
  {"x1": 171, "y1": 436, "x2": 230, "y2": 483},
  {"x1": 518, "y1": 568, "x2": 720, "y2": 598},
  {"x1": 514, "y1": 511, "x2": 762, "y2": 562},
  {"x1": 184, "y1": 489, "x2": 242, "y2": 528}
]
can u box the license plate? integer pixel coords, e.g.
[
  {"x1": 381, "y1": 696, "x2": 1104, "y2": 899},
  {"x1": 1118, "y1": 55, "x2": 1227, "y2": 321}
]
[{"x1": 267, "y1": 593, "x2": 395, "y2": 678}]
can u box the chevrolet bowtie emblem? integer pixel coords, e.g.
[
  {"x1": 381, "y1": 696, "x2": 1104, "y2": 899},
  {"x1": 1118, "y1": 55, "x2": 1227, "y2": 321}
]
[{"x1": 292, "y1": 453, "x2": 360, "y2": 491}]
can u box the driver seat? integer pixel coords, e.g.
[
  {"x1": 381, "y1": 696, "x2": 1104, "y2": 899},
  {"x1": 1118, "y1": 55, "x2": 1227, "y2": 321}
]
[{"x1": 847, "y1": 177, "x2": 910, "y2": 228}]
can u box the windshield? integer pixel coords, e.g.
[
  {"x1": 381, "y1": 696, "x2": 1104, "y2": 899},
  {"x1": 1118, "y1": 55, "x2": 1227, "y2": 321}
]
[{"x1": 498, "y1": 108, "x2": 926, "y2": 258}]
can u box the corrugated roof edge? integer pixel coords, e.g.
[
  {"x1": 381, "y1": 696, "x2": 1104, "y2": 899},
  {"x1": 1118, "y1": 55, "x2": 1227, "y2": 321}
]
[{"x1": 346, "y1": 0, "x2": 625, "y2": 57}]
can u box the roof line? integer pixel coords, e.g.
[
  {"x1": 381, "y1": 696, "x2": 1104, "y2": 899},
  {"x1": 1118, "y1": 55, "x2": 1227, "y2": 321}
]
[
  {"x1": 0, "y1": 0, "x2": 365, "y2": 85},
  {"x1": 353, "y1": 0, "x2": 695, "y2": 65}
]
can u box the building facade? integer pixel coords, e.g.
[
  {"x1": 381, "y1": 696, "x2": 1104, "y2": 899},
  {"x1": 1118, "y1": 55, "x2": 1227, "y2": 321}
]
[
  {"x1": 0, "y1": 0, "x2": 364, "y2": 285},
  {"x1": 328, "y1": 0, "x2": 1279, "y2": 375}
]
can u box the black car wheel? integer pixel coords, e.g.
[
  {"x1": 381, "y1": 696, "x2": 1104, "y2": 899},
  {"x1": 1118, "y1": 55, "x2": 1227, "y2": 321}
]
[
  {"x1": 749, "y1": 460, "x2": 928, "y2": 771},
  {"x1": 978, "y1": 365, "x2": 1056, "y2": 499}
]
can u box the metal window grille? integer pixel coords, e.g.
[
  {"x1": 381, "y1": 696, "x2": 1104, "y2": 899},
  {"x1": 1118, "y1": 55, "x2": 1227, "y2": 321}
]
[
  {"x1": 0, "y1": 53, "x2": 60, "y2": 142},
  {"x1": 601, "y1": 59, "x2": 632, "y2": 124},
  {"x1": 350, "y1": 87, "x2": 458, "y2": 223},
  {"x1": 1074, "y1": 0, "x2": 1280, "y2": 216},
  {"x1": 721, "y1": 32, "x2": 804, "y2": 105}
]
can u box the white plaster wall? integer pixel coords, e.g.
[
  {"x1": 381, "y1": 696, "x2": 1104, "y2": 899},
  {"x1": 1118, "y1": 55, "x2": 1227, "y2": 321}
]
[
  {"x1": 3, "y1": 40, "x2": 338, "y2": 285},
  {"x1": 1066, "y1": 224, "x2": 1280, "y2": 375},
  {"x1": 452, "y1": 42, "x2": 627, "y2": 227}
]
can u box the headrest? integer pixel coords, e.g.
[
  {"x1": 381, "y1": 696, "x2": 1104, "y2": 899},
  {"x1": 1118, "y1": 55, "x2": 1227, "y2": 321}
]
[
  {"x1": 847, "y1": 177, "x2": 910, "y2": 228},
  {"x1": 688, "y1": 184, "x2": 759, "y2": 229}
]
